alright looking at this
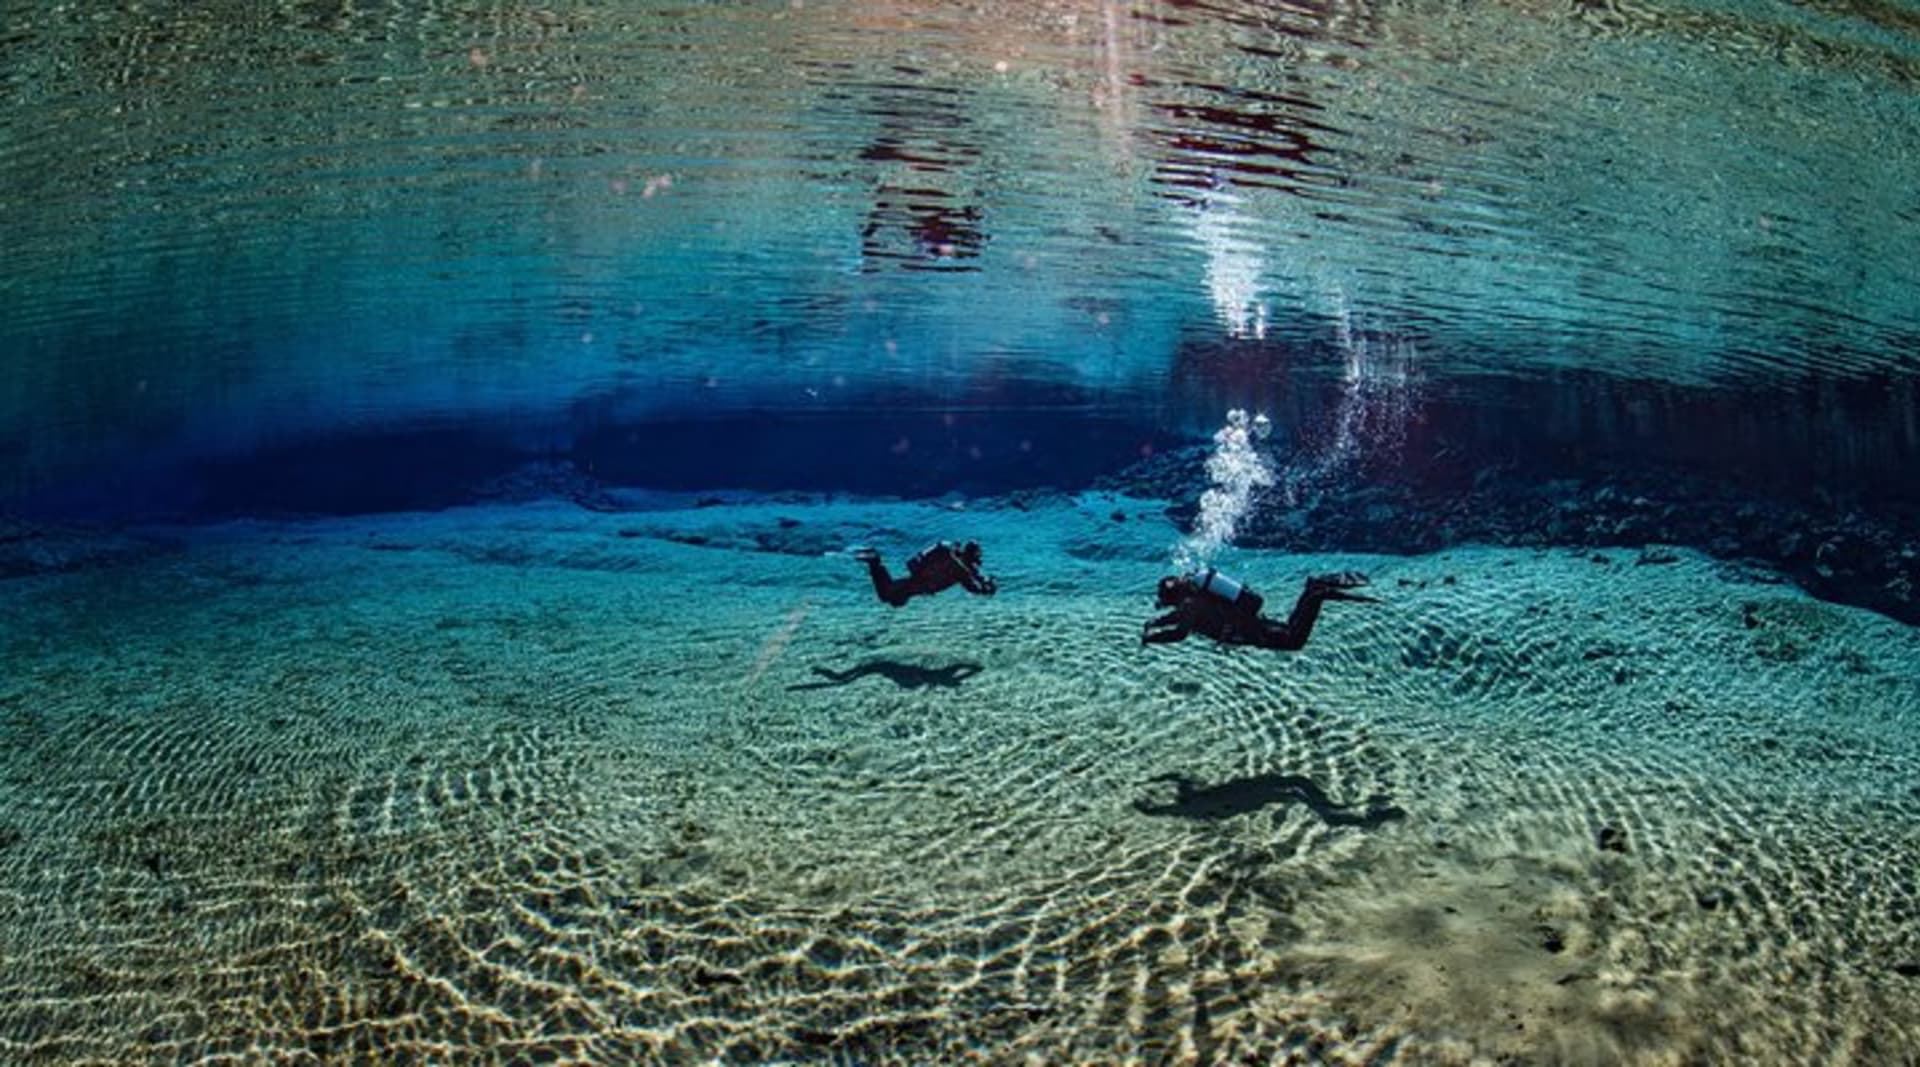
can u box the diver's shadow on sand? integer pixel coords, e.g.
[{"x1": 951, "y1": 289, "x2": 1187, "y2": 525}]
[
  {"x1": 787, "y1": 659, "x2": 984, "y2": 691},
  {"x1": 1134, "y1": 772, "x2": 1407, "y2": 829}
]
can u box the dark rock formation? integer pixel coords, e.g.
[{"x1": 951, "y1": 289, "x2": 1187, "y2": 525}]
[
  {"x1": 472, "y1": 462, "x2": 624, "y2": 512},
  {"x1": 1596, "y1": 825, "x2": 1630, "y2": 854},
  {"x1": 1095, "y1": 445, "x2": 1920, "y2": 627}
]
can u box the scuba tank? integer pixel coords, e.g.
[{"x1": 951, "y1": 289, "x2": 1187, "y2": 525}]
[
  {"x1": 1195, "y1": 568, "x2": 1264, "y2": 615},
  {"x1": 905, "y1": 542, "x2": 947, "y2": 575}
]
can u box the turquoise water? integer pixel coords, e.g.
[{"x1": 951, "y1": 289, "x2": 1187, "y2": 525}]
[
  {"x1": 3, "y1": 1, "x2": 1920, "y2": 1062},
  {"x1": 4, "y1": 497, "x2": 1918, "y2": 1061}
]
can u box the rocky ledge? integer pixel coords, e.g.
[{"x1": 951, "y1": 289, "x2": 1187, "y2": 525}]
[{"x1": 1096, "y1": 447, "x2": 1920, "y2": 627}]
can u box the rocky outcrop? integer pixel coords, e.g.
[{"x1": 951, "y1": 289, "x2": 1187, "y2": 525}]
[{"x1": 1096, "y1": 446, "x2": 1920, "y2": 626}]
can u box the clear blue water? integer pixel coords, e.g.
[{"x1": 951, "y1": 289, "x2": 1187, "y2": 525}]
[
  {"x1": 3, "y1": 1, "x2": 1919, "y2": 1061},
  {"x1": 5, "y1": 0, "x2": 1918, "y2": 508}
]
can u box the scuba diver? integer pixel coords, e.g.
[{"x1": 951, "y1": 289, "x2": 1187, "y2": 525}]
[
  {"x1": 1142, "y1": 568, "x2": 1375, "y2": 650},
  {"x1": 853, "y1": 541, "x2": 998, "y2": 607}
]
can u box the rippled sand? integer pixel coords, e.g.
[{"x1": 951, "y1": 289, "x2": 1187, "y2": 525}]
[{"x1": 1, "y1": 496, "x2": 1916, "y2": 1063}]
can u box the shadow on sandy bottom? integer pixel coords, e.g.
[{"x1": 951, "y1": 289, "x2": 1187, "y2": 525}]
[
  {"x1": 1134, "y1": 771, "x2": 1407, "y2": 829},
  {"x1": 787, "y1": 658, "x2": 984, "y2": 691}
]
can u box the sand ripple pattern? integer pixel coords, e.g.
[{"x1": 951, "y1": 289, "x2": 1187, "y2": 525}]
[{"x1": 1, "y1": 502, "x2": 1917, "y2": 1062}]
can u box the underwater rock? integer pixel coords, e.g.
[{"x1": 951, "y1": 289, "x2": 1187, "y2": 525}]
[
  {"x1": 471, "y1": 461, "x2": 624, "y2": 511},
  {"x1": 1596, "y1": 825, "x2": 1630, "y2": 854},
  {"x1": 634, "y1": 519, "x2": 879, "y2": 559},
  {"x1": 1695, "y1": 886, "x2": 1735, "y2": 911},
  {"x1": 1536, "y1": 925, "x2": 1566, "y2": 954},
  {"x1": 984, "y1": 487, "x2": 1071, "y2": 512},
  {"x1": 1095, "y1": 449, "x2": 1920, "y2": 628}
]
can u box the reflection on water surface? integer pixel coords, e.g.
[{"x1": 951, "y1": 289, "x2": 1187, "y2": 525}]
[{"x1": 3, "y1": 0, "x2": 1917, "y2": 491}]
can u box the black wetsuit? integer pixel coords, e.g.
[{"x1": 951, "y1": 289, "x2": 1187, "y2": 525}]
[
  {"x1": 861, "y1": 543, "x2": 998, "y2": 607},
  {"x1": 1142, "y1": 572, "x2": 1371, "y2": 651}
]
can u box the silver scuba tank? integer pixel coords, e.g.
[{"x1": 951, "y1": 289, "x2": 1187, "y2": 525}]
[{"x1": 1196, "y1": 568, "x2": 1264, "y2": 614}]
